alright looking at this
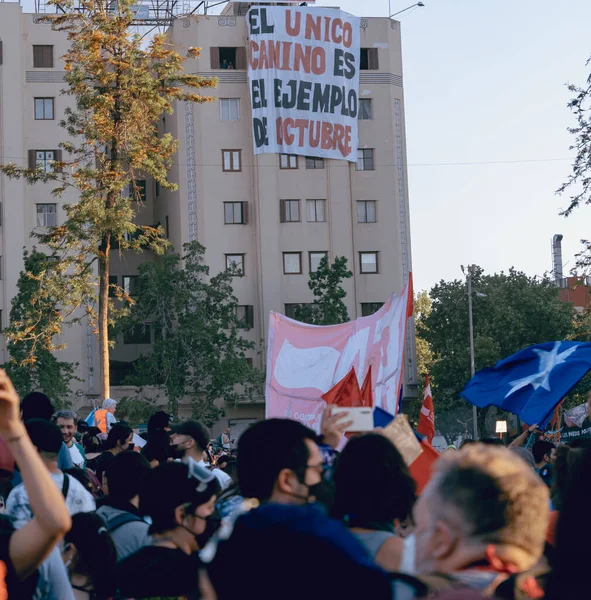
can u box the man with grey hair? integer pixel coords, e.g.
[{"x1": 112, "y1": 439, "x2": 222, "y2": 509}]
[
  {"x1": 411, "y1": 444, "x2": 549, "y2": 596},
  {"x1": 55, "y1": 409, "x2": 86, "y2": 468},
  {"x1": 101, "y1": 398, "x2": 118, "y2": 432}
]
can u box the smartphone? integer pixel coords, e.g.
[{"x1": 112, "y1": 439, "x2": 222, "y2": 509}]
[{"x1": 331, "y1": 406, "x2": 374, "y2": 432}]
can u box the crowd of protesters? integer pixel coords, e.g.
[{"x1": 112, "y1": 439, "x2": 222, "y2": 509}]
[{"x1": 0, "y1": 369, "x2": 588, "y2": 599}]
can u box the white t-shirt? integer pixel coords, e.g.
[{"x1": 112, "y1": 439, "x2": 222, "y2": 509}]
[
  {"x1": 67, "y1": 443, "x2": 85, "y2": 468},
  {"x1": 197, "y1": 459, "x2": 232, "y2": 490}
]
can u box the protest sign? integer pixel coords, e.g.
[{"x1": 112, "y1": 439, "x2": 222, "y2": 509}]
[
  {"x1": 265, "y1": 279, "x2": 413, "y2": 432},
  {"x1": 381, "y1": 414, "x2": 424, "y2": 466},
  {"x1": 247, "y1": 5, "x2": 360, "y2": 161}
]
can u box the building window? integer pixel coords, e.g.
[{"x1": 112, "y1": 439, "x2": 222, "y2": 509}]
[
  {"x1": 155, "y1": 181, "x2": 160, "y2": 197},
  {"x1": 359, "y1": 252, "x2": 378, "y2": 274},
  {"x1": 236, "y1": 305, "x2": 254, "y2": 329},
  {"x1": 306, "y1": 199, "x2": 326, "y2": 223},
  {"x1": 222, "y1": 150, "x2": 241, "y2": 172},
  {"x1": 224, "y1": 202, "x2": 247, "y2": 224},
  {"x1": 309, "y1": 251, "x2": 328, "y2": 273},
  {"x1": 122, "y1": 275, "x2": 140, "y2": 297},
  {"x1": 129, "y1": 180, "x2": 147, "y2": 202},
  {"x1": 305, "y1": 156, "x2": 324, "y2": 169},
  {"x1": 356, "y1": 149, "x2": 375, "y2": 171},
  {"x1": 108, "y1": 275, "x2": 118, "y2": 298},
  {"x1": 165, "y1": 216, "x2": 169, "y2": 239},
  {"x1": 361, "y1": 302, "x2": 384, "y2": 317},
  {"x1": 34, "y1": 150, "x2": 56, "y2": 173},
  {"x1": 210, "y1": 47, "x2": 247, "y2": 70},
  {"x1": 359, "y1": 99, "x2": 372, "y2": 120},
  {"x1": 360, "y1": 48, "x2": 379, "y2": 70},
  {"x1": 283, "y1": 252, "x2": 302, "y2": 274},
  {"x1": 280, "y1": 154, "x2": 298, "y2": 170},
  {"x1": 124, "y1": 324, "x2": 151, "y2": 344},
  {"x1": 33, "y1": 45, "x2": 53, "y2": 68},
  {"x1": 36, "y1": 203, "x2": 57, "y2": 227},
  {"x1": 225, "y1": 254, "x2": 245, "y2": 276},
  {"x1": 357, "y1": 200, "x2": 377, "y2": 223},
  {"x1": 34, "y1": 98, "x2": 54, "y2": 120},
  {"x1": 220, "y1": 98, "x2": 240, "y2": 121},
  {"x1": 280, "y1": 199, "x2": 300, "y2": 223},
  {"x1": 284, "y1": 303, "x2": 313, "y2": 319}
]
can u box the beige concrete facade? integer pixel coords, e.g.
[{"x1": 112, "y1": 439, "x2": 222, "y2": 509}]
[{"x1": 0, "y1": 4, "x2": 417, "y2": 430}]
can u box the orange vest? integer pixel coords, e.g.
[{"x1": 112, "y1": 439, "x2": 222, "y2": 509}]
[{"x1": 94, "y1": 409, "x2": 109, "y2": 434}]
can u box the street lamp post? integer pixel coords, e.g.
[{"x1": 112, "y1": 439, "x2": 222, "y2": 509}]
[{"x1": 464, "y1": 265, "x2": 478, "y2": 440}]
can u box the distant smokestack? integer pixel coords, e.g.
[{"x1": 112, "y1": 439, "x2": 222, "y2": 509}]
[{"x1": 552, "y1": 234, "x2": 564, "y2": 283}]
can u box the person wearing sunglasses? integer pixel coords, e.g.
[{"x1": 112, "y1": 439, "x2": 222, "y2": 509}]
[{"x1": 115, "y1": 459, "x2": 220, "y2": 599}]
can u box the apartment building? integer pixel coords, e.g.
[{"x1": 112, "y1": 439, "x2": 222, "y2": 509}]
[{"x1": 0, "y1": 2, "x2": 417, "y2": 428}]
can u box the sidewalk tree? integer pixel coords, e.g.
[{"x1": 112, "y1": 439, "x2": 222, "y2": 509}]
[
  {"x1": 0, "y1": 0, "x2": 217, "y2": 399},
  {"x1": 295, "y1": 256, "x2": 353, "y2": 325},
  {"x1": 2, "y1": 249, "x2": 77, "y2": 406},
  {"x1": 121, "y1": 242, "x2": 262, "y2": 423},
  {"x1": 419, "y1": 267, "x2": 575, "y2": 438}
]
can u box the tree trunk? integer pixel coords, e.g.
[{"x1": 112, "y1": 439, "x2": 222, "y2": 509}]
[{"x1": 99, "y1": 233, "x2": 111, "y2": 400}]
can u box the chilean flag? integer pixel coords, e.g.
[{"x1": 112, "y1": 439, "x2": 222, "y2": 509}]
[{"x1": 417, "y1": 375, "x2": 435, "y2": 444}]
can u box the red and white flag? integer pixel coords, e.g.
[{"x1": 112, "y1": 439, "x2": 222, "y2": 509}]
[{"x1": 417, "y1": 375, "x2": 435, "y2": 444}]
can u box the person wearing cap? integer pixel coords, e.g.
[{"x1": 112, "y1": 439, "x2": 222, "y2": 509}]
[
  {"x1": 147, "y1": 410, "x2": 172, "y2": 435},
  {"x1": 7, "y1": 419, "x2": 96, "y2": 599},
  {"x1": 171, "y1": 420, "x2": 232, "y2": 490},
  {"x1": 115, "y1": 460, "x2": 220, "y2": 599}
]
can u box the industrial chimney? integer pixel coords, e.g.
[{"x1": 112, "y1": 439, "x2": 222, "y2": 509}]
[{"x1": 552, "y1": 234, "x2": 564, "y2": 285}]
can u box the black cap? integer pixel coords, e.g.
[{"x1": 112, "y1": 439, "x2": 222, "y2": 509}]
[
  {"x1": 171, "y1": 420, "x2": 210, "y2": 451},
  {"x1": 147, "y1": 410, "x2": 172, "y2": 434},
  {"x1": 26, "y1": 419, "x2": 64, "y2": 454}
]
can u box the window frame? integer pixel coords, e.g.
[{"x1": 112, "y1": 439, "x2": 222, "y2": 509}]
[
  {"x1": 359, "y1": 98, "x2": 373, "y2": 121},
  {"x1": 222, "y1": 149, "x2": 242, "y2": 172},
  {"x1": 356, "y1": 149, "x2": 375, "y2": 172},
  {"x1": 220, "y1": 98, "x2": 240, "y2": 121},
  {"x1": 361, "y1": 302, "x2": 384, "y2": 317},
  {"x1": 280, "y1": 154, "x2": 298, "y2": 170},
  {"x1": 280, "y1": 199, "x2": 301, "y2": 223},
  {"x1": 236, "y1": 305, "x2": 254, "y2": 329},
  {"x1": 305, "y1": 156, "x2": 324, "y2": 169},
  {"x1": 357, "y1": 200, "x2": 377, "y2": 223},
  {"x1": 122, "y1": 275, "x2": 140, "y2": 297},
  {"x1": 306, "y1": 199, "x2": 326, "y2": 223},
  {"x1": 34, "y1": 97, "x2": 54, "y2": 120},
  {"x1": 283, "y1": 252, "x2": 302, "y2": 275},
  {"x1": 35, "y1": 150, "x2": 56, "y2": 173},
  {"x1": 225, "y1": 253, "x2": 245, "y2": 276},
  {"x1": 123, "y1": 324, "x2": 152, "y2": 345},
  {"x1": 309, "y1": 251, "x2": 328, "y2": 273},
  {"x1": 359, "y1": 252, "x2": 379, "y2": 274},
  {"x1": 224, "y1": 201, "x2": 246, "y2": 225},
  {"x1": 35, "y1": 203, "x2": 57, "y2": 227},
  {"x1": 33, "y1": 45, "x2": 54, "y2": 69}
]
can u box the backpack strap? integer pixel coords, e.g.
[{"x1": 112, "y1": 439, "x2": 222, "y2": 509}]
[
  {"x1": 61, "y1": 474, "x2": 70, "y2": 501},
  {"x1": 106, "y1": 512, "x2": 144, "y2": 533}
]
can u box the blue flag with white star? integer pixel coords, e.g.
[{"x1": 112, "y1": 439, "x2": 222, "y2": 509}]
[{"x1": 460, "y1": 341, "x2": 591, "y2": 427}]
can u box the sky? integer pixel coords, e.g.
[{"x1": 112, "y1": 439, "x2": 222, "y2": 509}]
[{"x1": 315, "y1": 0, "x2": 591, "y2": 292}]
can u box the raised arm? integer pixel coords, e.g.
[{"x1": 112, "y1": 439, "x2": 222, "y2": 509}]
[
  {"x1": 0, "y1": 371, "x2": 71, "y2": 580},
  {"x1": 509, "y1": 424, "x2": 538, "y2": 448}
]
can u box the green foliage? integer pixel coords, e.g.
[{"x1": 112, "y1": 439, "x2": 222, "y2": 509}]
[
  {"x1": 122, "y1": 242, "x2": 263, "y2": 421},
  {"x1": 0, "y1": 0, "x2": 217, "y2": 396},
  {"x1": 419, "y1": 267, "x2": 576, "y2": 438},
  {"x1": 414, "y1": 290, "x2": 434, "y2": 382},
  {"x1": 2, "y1": 249, "x2": 77, "y2": 406},
  {"x1": 114, "y1": 394, "x2": 159, "y2": 428},
  {"x1": 295, "y1": 256, "x2": 353, "y2": 325}
]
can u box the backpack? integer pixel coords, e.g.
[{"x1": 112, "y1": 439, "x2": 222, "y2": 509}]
[{"x1": 105, "y1": 511, "x2": 145, "y2": 533}]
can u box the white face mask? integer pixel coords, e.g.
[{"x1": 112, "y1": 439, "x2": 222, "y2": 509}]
[{"x1": 399, "y1": 533, "x2": 416, "y2": 574}]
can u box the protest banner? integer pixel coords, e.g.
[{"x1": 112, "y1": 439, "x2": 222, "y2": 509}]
[
  {"x1": 247, "y1": 5, "x2": 360, "y2": 161},
  {"x1": 265, "y1": 279, "x2": 413, "y2": 432}
]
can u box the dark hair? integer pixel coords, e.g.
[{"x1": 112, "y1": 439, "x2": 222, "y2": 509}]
[
  {"x1": 218, "y1": 457, "x2": 237, "y2": 481},
  {"x1": 82, "y1": 432, "x2": 102, "y2": 454},
  {"x1": 532, "y1": 440, "x2": 555, "y2": 464},
  {"x1": 105, "y1": 451, "x2": 151, "y2": 501},
  {"x1": 546, "y1": 448, "x2": 591, "y2": 599},
  {"x1": 460, "y1": 439, "x2": 477, "y2": 449},
  {"x1": 142, "y1": 429, "x2": 171, "y2": 465},
  {"x1": 147, "y1": 411, "x2": 171, "y2": 434},
  {"x1": 21, "y1": 392, "x2": 54, "y2": 422},
  {"x1": 550, "y1": 445, "x2": 585, "y2": 511},
  {"x1": 237, "y1": 419, "x2": 317, "y2": 501},
  {"x1": 103, "y1": 424, "x2": 133, "y2": 451},
  {"x1": 479, "y1": 438, "x2": 504, "y2": 446},
  {"x1": 332, "y1": 433, "x2": 416, "y2": 524},
  {"x1": 64, "y1": 512, "x2": 117, "y2": 600},
  {"x1": 64, "y1": 467, "x2": 94, "y2": 496},
  {"x1": 25, "y1": 419, "x2": 63, "y2": 456}
]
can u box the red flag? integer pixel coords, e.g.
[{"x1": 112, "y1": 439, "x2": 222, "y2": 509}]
[
  {"x1": 360, "y1": 366, "x2": 373, "y2": 408},
  {"x1": 322, "y1": 367, "x2": 362, "y2": 407},
  {"x1": 417, "y1": 375, "x2": 435, "y2": 444},
  {"x1": 409, "y1": 439, "x2": 440, "y2": 494}
]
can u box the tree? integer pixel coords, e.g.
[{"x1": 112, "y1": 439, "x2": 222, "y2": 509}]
[
  {"x1": 2, "y1": 250, "x2": 77, "y2": 406},
  {"x1": 0, "y1": 0, "x2": 217, "y2": 399},
  {"x1": 122, "y1": 242, "x2": 263, "y2": 424},
  {"x1": 419, "y1": 267, "x2": 575, "y2": 439},
  {"x1": 414, "y1": 290, "x2": 433, "y2": 382},
  {"x1": 294, "y1": 256, "x2": 353, "y2": 325}
]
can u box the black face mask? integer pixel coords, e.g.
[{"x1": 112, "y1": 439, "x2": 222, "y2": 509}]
[
  {"x1": 307, "y1": 479, "x2": 335, "y2": 512},
  {"x1": 171, "y1": 445, "x2": 186, "y2": 460}
]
